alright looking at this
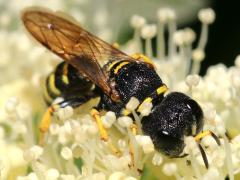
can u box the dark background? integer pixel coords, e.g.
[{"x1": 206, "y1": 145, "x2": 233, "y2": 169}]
[
  {"x1": 190, "y1": 0, "x2": 240, "y2": 75},
  {"x1": 118, "y1": 0, "x2": 239, "y2": 76}
]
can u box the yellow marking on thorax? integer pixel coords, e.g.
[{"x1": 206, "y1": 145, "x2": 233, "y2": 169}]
[
  {"x1": 49, "y1": 74, "x2": 61, "y2": 95},
  {"x1": 131, "y1": 53, "x2": 155, "y2": 66},
  {"x1": 114, "y1": 61, "x2": 130, "y2": 74},
  {"x1": 62, "y1": 63, "x2": 69, "y2": 85},
  {"x1": 156, "y1": 84, "x2": 168, "y2": 95},
  {"x1": 137, "y1": 97, "x2": 153, "y2": 112},
  {"x1": 135, "y1": 85, "x2": 167, "y2": 113}
]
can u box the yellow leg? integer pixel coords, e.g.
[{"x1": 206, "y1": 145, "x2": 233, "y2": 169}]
[
  {"x1": 39, "y1": 106, "x2": 56, "y2": 145},
  {"x1": 91, "y1": 109, "x2": 108, "y2": 141},
  {"x1": 194, "y1": 130, "x2": 221, "y2": 145},
  {"x1": 194, "y1": 130, "x2": 221, "y2": 169},
  {"x1": 194, "y1": 130, "x2": 212, "y2": 143},
  {"x1": 108, "y1": 142, "x2": 122, "y2": 157}
]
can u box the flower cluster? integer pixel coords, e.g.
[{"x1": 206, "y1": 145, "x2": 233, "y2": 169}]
[{"x1": 0, "y1": 5, "x2": 240, "y2": 180}]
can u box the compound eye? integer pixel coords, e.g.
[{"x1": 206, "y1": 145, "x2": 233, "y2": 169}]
[{"x1": 153, "y1": 130, "x2": 185, "y2": 157}]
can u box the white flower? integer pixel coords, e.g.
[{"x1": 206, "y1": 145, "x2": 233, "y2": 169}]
[
  {"x1": 185, "y1": 74, "x2": 200, "y2": 87},
  {"x1": 57, "y1": 106, "x2": 74, "y2": 120},
  {"x1": 23, "y1": 145, "x2": 43, "y2": 162},
  {"x1": 101, "y1": 111, "x2": 116, "y2": 128},
  {"x1": 1, "y1": 5, "x2": 240, "y2": 180},
  {"x1": 45, "y1": 168, "x2": 60, "y2": 180},
  {"x1": 61, "y1": 147, "x2": 73, "y2": 160},
  {"x1": 130, "y1": 15, "x2": 146, "y2": 29},
  {"x1": 192, "y1": 49, "x2": 205, "y2": 62},
  {"x1": 157, "y1": 7, "x2": 176, "y2": 23},
  {"x1": 5, "y1": 96, "x2": 19, "y2": 113},
  {"x1": 152, "y1": 153, "x2": 163, "y2": 166},
  {"x1": 118, "y1": 116, "x2": 133, "y2": 128},
  {"x1": 141, "y1": 24, "x2": 157, "y2": 39},
  {"x1": 162, "y1": 163, "x2": 177, "y2": 176},
  {"x1": 126, "y1": 97, "x2": 140, "y2": 111},
  {"x1": 198, "y1": 8, "x2": 216, "y2": 24},
  {"x1": 135, "y1": 135, "x2": 154, "y2": 154}
]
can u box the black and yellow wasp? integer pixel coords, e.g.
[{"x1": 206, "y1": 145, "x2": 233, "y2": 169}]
[{"x1": 22, "y1": 8, "x2": 220, "y2": 168}]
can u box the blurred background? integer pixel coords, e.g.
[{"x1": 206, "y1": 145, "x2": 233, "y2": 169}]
[
  {"x1": 188, "y1": 0, "x2": 240, "y2": 74},
  {"x1": 0, "y1": 0, "x2": 239, "y2": 76}
]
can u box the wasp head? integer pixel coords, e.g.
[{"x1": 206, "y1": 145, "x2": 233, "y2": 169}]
[{"x1": 141, "y1": 92, "x2": 203, "y2": 157}]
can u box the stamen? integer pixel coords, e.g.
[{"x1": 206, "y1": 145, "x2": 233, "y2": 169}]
[
  {"x1": 130, "y1": 15, "x2": 146, "y2": 53},
  {"x1": 141, "y1": 24, "x2": 157, "y2": 58}
]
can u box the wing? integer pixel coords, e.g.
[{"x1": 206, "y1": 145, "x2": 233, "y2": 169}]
[{"x1": 21, "y1": 8, "x2": 136, "y2": 101}]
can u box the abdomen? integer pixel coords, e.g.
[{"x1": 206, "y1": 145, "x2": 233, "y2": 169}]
[{"x1": 43, "y1": 62, "x2": 93, "y2": 105}]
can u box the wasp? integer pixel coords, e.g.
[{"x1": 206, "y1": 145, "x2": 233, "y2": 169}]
[{"x1": 22, "y1": 8, "x2": 220, "y2": 169}]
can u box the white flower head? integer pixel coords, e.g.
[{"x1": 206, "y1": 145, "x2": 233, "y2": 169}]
[
  {"x1": 192, "y1": 49, "x2": 205, "y2": 62},
  {"x1": 141, "y1": 24, "x2": 157, "y2": 39},
  {"x1": 152, "y1": 153, "x2": 163, "y2": 166},
  {"x1": 136, "y1": 135, "x2": 154, "y2": 154},
  {"x1": 185, "y1": 74, "x2": 200, "y2": 87},
  {"x1": 91, "y1": 172, "x2": 106, "y2": 180},
  {"x1": 203, "y1": 167, "x2": 220, "y2": 180},
  {"x1": 138, "y1": 101, "x2": 153, "y2": 117},
  {"x1": 61, "y1": 146, "x2": 73, "y2": 160},
  {"x1": 157, "y1": 7, "x2": 176, "y2": 23},
  {"x1": 49, "y1": 123, "x2": 60, "y2": 135},
  {"x1": 118, "y1": 116, "x2": 133, "y2": 128},
  {"x1": 2, "y1": 5, "x2": 240, "y2": 180},
  {"x1": 108, "y1": 172, "x2": 126, "y2": 180},
  {"x1": 5, "y1": 96, "x2": 19, "y2": 113},
  {"x1": 130, "y1": 15, "x2": 146, "y2": 29},
  {"x1": 57, "y1": 106, "x2": 74, "y2": 120},
  {"x1": 23, "y1": 145, "x2": 43, "y2": 162},
  {"x1": 234, "y1": 55, "x2": 240, "y2": 68},
  {"x1": 101, "y1": 111, "x2": 116, "y2": 128},
  {"x1": 173, "y1": 28, "x2": 196, "y2": 46},
  {"x1": 162, "y1": 163, "x2": 177, "y2": 176},
  {"x1": 45, "y1": 168, "x2": 60, "y2": 180},
  {"x1": 198, "y1": 8, "x2": 216, "y2": 24},
  {"x1": 126, "y1": 97, "x2": 140, "y2": 111}
]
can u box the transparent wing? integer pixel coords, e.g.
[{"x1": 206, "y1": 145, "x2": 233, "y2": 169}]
[{"x1": 22, "y1": 9, "x2": 135, "y2": 101}]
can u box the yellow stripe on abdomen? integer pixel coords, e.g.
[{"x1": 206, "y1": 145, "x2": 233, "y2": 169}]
[
  {"x1": 43, "y1": 84, "x2": 53, "y2": 104},
  {"x1": 114, "y1": 62, "x2": 130, "y2": 74},
  {"x1": 156, "y1": 84, "x2": 168, "y2": 95},
  {"x1": 62, "y1": 63, "x2": 69, "y2": 85},
  {"x1": 49, "y1": 74, "x2": 61, "y2": 95}
]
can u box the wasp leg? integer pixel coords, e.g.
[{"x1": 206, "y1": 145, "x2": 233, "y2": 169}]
[
  {"x1": 39, "y1": 105, "x2": 57, "y2": 145},
  {"x1": 90, "y1": 108, "x2": 122, "y2": 156},
  {"x1": 39, "y1": 95, "x2": 97, "y2": 145},
  {"x1": 194, "y1": 130, "x2": 221, "y2": 146},
  {"x1": 194, "y1": 130, "x2": 221, "y2": 169},
  {"x1": 90, "y1": 108, "x2": 108, "y2": 141}
]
